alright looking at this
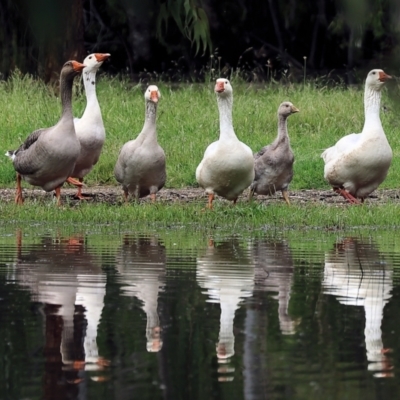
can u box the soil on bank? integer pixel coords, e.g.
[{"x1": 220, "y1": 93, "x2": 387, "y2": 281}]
[{"x1": 1, "y1": 186, "x2": 399, "y2": 206}]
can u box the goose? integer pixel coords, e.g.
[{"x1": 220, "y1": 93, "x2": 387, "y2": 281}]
[
  {"x1": 6, "y1": 60, "x2": 85, "y2": 205},
  {"x1": 69, "y1": 53, "x2": 110, "y2": 200},
  {"x1": 196, "y1": 238, "x2": 254, "y2": 365},
  {"x1": 249, "y1": 101, "x2": 299, "y2": 205},
  {"x1": 115, "y1": 236, "x2": 166, "y2": 352},
  {"x1": 321, "y1": 69, "x2": 392, "y2": 204},
  {"x1": 322, "y1": 238, "x2": 393, "y2": 377},
  {"x1": 196, "y1": 78, "x2": 254, "y2": 209},
  {"x1": 114, "y1": 85, "x2": 165, "y2": 202}
]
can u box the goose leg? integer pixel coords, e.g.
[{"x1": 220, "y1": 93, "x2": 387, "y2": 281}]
[
  {"x1": 123, "y1": 188, "x2": 129, "y2": 203},
  {"x1": 66, "y1": 177, "x2": 84, "y2": 187},
  {"x1": 75, "y1": 178, "x2": 91, "y2": 200},
  {"x1": 55, "y1": 186, "x2": 62, "y2": 206},
  {"x1": 207, "y1": 193, "x2": 214, "y2": 209},
  {"x1": 15, "y1": 173, "x2": 24, "y2": 204},
  {"x1": 334, "y1": 188, "x2": 361, "y2": 204},
  {"x1": 150, "y1": 193, "x2": 156, "y2": 203},
  {"x1": 248, "y1": 187, "x2": 255, "y2": 202},
  {"x1": 282, "y1": 189, "x2": 291, "y2": 206}
]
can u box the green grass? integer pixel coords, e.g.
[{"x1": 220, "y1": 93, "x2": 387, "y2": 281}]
[
  {"x1": 1, "y1": 72, "x2": 400, "y2": 229},
  {"x1": 1, "y1": 197, "x2": 400, "y2": 231}
]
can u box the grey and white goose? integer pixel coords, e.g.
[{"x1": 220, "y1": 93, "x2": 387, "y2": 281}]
[
  {"x1": 6, "y1": 60, "x2": 85, "y2": 205},
  {"x1": 250, "y1": 101, "x2": 299, "y2": 205}
]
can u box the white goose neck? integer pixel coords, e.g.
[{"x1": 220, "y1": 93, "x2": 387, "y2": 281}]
[
  {"x1": 82, "y1": 70, "x2": 100, "y2": 112},
  {"x1": 362, "y1": 86, "x2": 383, "y2": 133},
  {"x1": 217, "y1": 94, "x2": 237, "y2": 140}
]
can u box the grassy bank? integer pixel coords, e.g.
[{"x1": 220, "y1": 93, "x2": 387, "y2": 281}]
[
  {"x1": 1, "y1": 72, "x2": 400, "y2": 229},
  {"x1": 1, "y1": 195, "x2": 400, "y2": 230}
]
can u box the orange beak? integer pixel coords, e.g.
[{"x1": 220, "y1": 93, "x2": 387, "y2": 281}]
[
  {"x1": 379, "y1": 71, "x2": 392, "y2": 82},
  {"x1": 215, "y1": 81, "x2": 225, "y2": 93},
  {"x1": 150, "y1": 90, "x2": 159, "y2": 102},
  {"x1": 72, "y1": 60, "x2": 86, "y2": 72},
  {"x1": 95, "y1": 53, "x2": 111, "y2": 62}
]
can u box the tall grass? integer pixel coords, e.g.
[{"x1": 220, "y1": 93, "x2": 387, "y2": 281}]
[{"x1": 1, "y1": 72, "x2": 399, "y2": 191}]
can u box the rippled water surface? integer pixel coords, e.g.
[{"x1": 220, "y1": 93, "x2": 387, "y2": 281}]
[{"x1": 1, "y1": 227, "x2": 400, "y2": 399}]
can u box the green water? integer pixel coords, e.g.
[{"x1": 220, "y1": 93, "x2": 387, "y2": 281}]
[{"x1": 0, "y1": 226, "x2": 399, "y2": 400}]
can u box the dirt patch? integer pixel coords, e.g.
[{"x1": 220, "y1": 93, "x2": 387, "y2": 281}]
[{"x1": 1, "y1": 186, "x2": 399, "y2": 206}]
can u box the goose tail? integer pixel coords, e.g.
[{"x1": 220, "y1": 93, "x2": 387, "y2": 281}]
[{"x1": 5, "y1": 150, "x2": 16, "y2": 160}]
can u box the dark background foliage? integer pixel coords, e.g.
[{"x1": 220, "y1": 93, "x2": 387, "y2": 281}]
[{"x1": 1, "y1": 0, "x2": 399, "y2": 82}]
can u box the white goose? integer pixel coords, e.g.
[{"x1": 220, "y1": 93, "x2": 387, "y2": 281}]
[
  {"x1": 114, "y1": 85, "x2": 166, "y2": 202},
  {"x1": 321, "y1": 69, "x2": 392, "y2": 204},
  {"x1": 69, "y1": 53, "x2": 110, "y2": 199},
  {"x1": 6, "y1": 61, "x2": 85, "y2": 205},
  {"x1": 196, "y1": 78, "x2": 254, "y2": 209}
]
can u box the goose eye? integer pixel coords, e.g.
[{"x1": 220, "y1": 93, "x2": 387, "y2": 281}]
[
  {"x1": 89, "y1": 56, "x2": 92, "y2": 59},
  {"x1": 372, "y1": 71, "x2": 376, "y2": 74}
]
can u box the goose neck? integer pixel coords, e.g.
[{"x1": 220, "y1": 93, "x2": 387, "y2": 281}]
[
  {"x1": 142, "y1": 100, "x2": 158, "y2": 135},
  {"x1": 82, "y1": 70, "x2": 99, "y2": 105},
  {"x1": 81, "y1": 70, "x2": 101, "y2": 119},
  {"x1": 276, "y1": 115, "x2": 289, "y2": 144},
  {"x1": 217, "y1": 95, "x2": 237, "y2": 139},
  {"x1": 362, "y1": 86, "x2": 383, "y2": 132},
  {"x1": 60, "y1": 72, "x2": 75, "y2": 121}
]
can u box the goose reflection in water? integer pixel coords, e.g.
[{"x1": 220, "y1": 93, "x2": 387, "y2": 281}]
[
  {"x1": 197, "y1": 238, "x2": 254, "y2": 381},
  {"x1": 322, "y1": 237, "x2": 394, "y2": 378},
  {"x1": 252, "y1": 239, "x2": 300, "y2": 335},
  {"x1": 7, "y1": 231, "x2": 109, "y2": 393},
  {"x1": 115, "y1": 235, "x2": 166, "y2": 352}
]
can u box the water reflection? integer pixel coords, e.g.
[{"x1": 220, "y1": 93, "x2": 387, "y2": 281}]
[
  {"x1": 196, "y1": 238, "x2": 255, "y2": 382},
  {"x1": 115, "y1": 235, "x2": 166, "y2": 352},
  {"x1": 252, "y1": 239, "x2": 299, "y2": 334},
  {"x1": 8, "y1": 231, "x2": 108, "y2": 397},
  {"x1": 323, "y1": 237, "x2": 394, "y2": 378}
]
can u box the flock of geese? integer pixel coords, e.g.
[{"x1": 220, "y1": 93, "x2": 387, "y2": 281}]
[{"x1": 5, "y1": 53, "x2": 393, "y2": 207}]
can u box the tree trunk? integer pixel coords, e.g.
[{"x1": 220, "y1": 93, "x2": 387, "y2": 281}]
[{"x1": 26, "y1": 0, "x2": 85, "y2": 82}]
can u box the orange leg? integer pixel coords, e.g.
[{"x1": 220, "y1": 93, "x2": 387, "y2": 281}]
[
  {"x1": 207, "y1": 193, "x2": 214, "y2": 209},
  {"x1": 75, "y1": 178, "x2": 91, "y2": 200},
  {"x1": 150, "y1": 193, "x2": 156, "y2": 203},
  {"x1": 15, "y1": 173, "x2": 24, "y2": 204},
  {"x1": 66, "y1": 177, "x2": 84, "y2": 187},
  {"x1": 123, "y1": 188, "x2": 129, "y2": 203},
  {"x1": 55, "y1": 186, "x2": 62, "y2": 206},
  {"x1": 334, "y1": 188, "x2": 361, "y2": 205}
]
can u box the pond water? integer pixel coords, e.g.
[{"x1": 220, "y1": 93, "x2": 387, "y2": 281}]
[{"x1": 0, "y1": 227, "x2": 400, "y2": 400}]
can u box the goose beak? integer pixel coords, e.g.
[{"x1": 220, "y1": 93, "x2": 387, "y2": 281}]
[
  {"x1": 215, "y1": 81, "x2": 225, "y2": 93},
  {"x1": 72, "y1": 61, "x2": 86, "y2": 72},
  {"x1": 95, "y1": 53, "x2": 111, "y2": 62},
  {"x1": 150, "y1": 90, "x2": 159, "y2": 102},
  {"x1": 291, "y1": 105, "x2": 300, "y2": 113},
  {"x1": 379, "y1": 71, "x2": 392, "y2": 82}
]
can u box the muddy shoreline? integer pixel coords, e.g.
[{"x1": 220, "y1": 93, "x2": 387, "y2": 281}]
[{"x1": 1, "y1": 186, "x2": 399, "y2": 206}]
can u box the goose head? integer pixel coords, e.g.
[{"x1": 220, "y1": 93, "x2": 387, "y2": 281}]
[
  {"x1": 62, "y1": 60, "x2": 86, "y2": 79},
  {"x1": 82, "y1": 53, "x2": 110, "y2": 76},
  {"x1": 145, "y1": 85, "x2": 161, "y2": 103},
  {"x1": 366, "y1": 69, "x2": 392, "y2": 91},
  {"x1": 278, "y1": 101, "x2": 299, "y2": 117},
  {"x1": 214, "y1": 78, "x2": 233, "y2": 98}
]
